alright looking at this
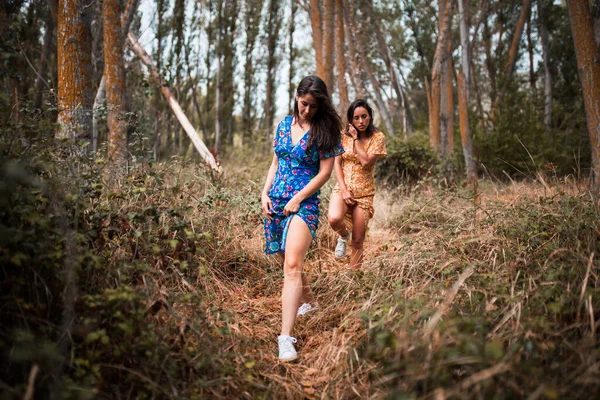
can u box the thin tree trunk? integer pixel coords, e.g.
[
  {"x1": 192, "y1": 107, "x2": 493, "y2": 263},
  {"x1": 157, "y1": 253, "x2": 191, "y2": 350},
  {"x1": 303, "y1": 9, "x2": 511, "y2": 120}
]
[
  {"x1": 440, "y1": 0, "x2": 454, "y2": 158},
  {"x1": 214, "y1": 0, "x2": 222, "y2": 153},
  {"x1": 346, "y1": 0, "x2": 394, "y2": 136},
  {"x1": 457, "y1": 0, "x2": 470, "y2": 97},
  {"x1": 538, "y1": 0, "x2": 552, "y2": 134},
  {"x1": 243, "y1": 0, "x2": 261, "y2": 143},
  {"x1": 366, "y1": 0, "x2": 412, "y2": 136},
  {"x1": 458, "y1": 71, "x2": 476, "y2": 179},
  {"x1": 56, "y1": 0, "x2": 93, "y2": 146},
  {"x1": 34, "y1": 0, "x2": 57, "y2": 110},
  {"x1": 430, "y1": 0, "x2": 453, "y2": 152},
  {"x1": 128, "y1": 32, "x2": 221, "y2": 172},
  {"x1": 288, "y1": 0, "x2": 297, "y2": 114},
  {"x1": 342, "y1": 0, "x2": 363, "y2": 97},
  {"x1": 492, "y1": 0, "x2": 533, "y2": 114},
  {"x1": 92, "y1": 77, "x2": 105, "y2": 153},
  {"x1": 265, "y1": 0, "x2": 281, "y2": 144},
  {"x1": 92, "y1": 0, "x2": 139, "y2": 154},
  {"x1": 334, "y1": 0, "x2": 348, "y2": 114},
  {"x1": 527, "y1": 9, "x2": 536, "y2": 89},
  {"x1": 309, "y1": 0, "x2": 324, "y2": 79},
  {"x1": 104, "y1": 0, "x2": 127, "y2": 167},
  {"x1": 567, "y1": 0, "x2": 600, "y2": 185},
  {"x1": 322, "y1": 0, "x2": 334, "y2": 90}
]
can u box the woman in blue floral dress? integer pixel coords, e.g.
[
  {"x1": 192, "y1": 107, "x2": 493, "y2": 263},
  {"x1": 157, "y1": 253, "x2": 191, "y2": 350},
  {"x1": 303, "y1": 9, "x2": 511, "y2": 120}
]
[{"x1": 261, "y1": 76, "x2": 343, "y2": 362}]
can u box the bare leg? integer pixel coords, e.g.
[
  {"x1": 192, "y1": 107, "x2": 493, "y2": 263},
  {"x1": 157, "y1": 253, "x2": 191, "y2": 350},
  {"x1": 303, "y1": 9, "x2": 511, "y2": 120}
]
[
  {"x1": 327, "y1": 193, "x2": 349, "y2": 238},
  {"x1": 350, "y1": 206, "x2": 368, "y2": 269},
  {"x1": 281, "y1": 216, "x2": 313, "y2": 336},
  {"x1": 280, "y1": 252, "x2": 316, "y2": 306}
]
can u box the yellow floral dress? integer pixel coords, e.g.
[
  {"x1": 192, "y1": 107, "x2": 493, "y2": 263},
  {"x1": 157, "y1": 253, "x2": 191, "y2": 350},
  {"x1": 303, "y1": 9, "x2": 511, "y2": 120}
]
[{"x1": 332, "y1": 130, "x2": 387, "y2": 227}]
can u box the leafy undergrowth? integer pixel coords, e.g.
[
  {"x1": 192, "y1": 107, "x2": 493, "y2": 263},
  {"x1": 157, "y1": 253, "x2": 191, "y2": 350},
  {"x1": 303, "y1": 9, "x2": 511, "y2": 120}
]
[{"x1": 1, "y1": 133, "x2": 599, "y2": 398}]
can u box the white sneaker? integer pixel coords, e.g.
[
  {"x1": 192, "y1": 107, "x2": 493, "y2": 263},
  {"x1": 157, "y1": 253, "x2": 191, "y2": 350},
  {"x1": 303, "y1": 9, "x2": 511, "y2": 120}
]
[
  {"x1": 297, "y1": 303, "x2": 319, "y2": 316},
  {"x1": 335, "y1": 233, "x2": 350, "y2": 258},
  {"x1": 278, "y1": 335, "x2": 298, "y2": 362}
]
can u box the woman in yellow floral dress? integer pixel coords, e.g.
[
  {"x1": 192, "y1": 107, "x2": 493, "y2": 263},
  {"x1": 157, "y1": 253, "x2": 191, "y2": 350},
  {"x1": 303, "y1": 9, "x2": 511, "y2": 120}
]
[{"x1": 328, "y1": 99, "x2": 386, "y2": 268}]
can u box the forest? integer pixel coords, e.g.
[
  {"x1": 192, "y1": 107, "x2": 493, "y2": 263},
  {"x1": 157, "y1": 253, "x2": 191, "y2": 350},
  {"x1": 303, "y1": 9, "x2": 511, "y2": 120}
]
[{"x1": 1, "y1": 0, "x2": 599, "y2": 398}]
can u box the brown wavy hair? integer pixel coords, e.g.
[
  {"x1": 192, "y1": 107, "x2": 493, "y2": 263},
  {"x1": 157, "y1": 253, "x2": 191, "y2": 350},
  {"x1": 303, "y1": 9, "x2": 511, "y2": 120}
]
[{"x1": 293, "y1": 75, "x2": 342, "y2": 153}]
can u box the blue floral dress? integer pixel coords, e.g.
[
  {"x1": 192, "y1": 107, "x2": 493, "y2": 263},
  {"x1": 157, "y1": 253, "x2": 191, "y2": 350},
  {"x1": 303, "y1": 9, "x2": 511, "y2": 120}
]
[{"x1": 264, "y1": 116, "x2": 344, "y2": 254}]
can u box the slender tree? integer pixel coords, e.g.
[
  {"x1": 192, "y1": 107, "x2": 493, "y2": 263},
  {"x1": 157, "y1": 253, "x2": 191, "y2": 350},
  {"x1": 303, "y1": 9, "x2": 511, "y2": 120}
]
[
  {"x1": 34, "y1": 0, "x2": 58, "y2": 110},
  {"x1": 242, "y1": 0, "x2": 262, "y2": 143},
  {"x1": 458, "y1": 71, "x2": 476, "y2": 179},
  {"x1": 538, "y1": 0, "x2": 552, "y2": 133},
  {"x1": 429, "y1": 0, "x2": 452, "y2": 152},
  {"x1": 567, "y1": 0, "x2": 600, "y2": 185},
  {"x1": 334, "y1": 0, "x2": 348, "y2": 114},
  {"x1": 264, "y1": 0, "x2": 282, "y2": 143},
  {"x1": 492, "y1": 0, "x2": 533, "y2": 115},
  {"x1": 103, "y1": 0, "x2": 127, "y2": 166},
  {"x1": 56, "y1": 0, "x2": 93, "y2": 146}
]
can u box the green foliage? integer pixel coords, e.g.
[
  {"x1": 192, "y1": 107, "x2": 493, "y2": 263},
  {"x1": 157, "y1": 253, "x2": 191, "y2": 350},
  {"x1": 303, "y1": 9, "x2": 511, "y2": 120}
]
[
  {"x1": 473, "y1": 87, "x2": 590, "y2": 179},
  {"x1": 357, "y1": 188, "x2": 600, "y2": 398},
  {"x1": 375, "y1": 132, "x2": 437, "y2": 187}
]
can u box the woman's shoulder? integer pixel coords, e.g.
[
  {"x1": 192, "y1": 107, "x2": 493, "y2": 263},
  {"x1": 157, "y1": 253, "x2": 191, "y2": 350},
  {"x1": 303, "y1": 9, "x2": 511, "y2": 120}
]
[{"x1": 277, "y1": 115, "x2": 294, "y2": 130}]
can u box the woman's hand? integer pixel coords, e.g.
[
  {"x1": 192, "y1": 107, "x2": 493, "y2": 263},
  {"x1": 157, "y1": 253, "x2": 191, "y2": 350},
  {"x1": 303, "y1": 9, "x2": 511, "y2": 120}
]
[
  {"x1": 261, "y1": 193, "x2": 274, "y2": 220},
  {"x1": 341, "y1": 188, "x2": 356, "y2": 206},
  {"x1": 283, "y1": 196, "x2": 301, "y2": 216},
  {"x1": 348, "y1": 124, "x2": 358, "y2": 140}
]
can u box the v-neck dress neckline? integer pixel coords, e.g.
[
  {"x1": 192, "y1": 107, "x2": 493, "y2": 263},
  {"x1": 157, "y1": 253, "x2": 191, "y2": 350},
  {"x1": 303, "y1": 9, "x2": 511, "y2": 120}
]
[{"x1": 290, "y1": 118, "x2": 310, "y2": 148}]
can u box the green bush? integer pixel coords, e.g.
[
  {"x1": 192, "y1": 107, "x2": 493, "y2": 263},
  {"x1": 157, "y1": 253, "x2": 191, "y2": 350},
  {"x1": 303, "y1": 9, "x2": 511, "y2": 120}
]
[{"x1": 375, "y1": 132, "x2": 437, "y2": 187}]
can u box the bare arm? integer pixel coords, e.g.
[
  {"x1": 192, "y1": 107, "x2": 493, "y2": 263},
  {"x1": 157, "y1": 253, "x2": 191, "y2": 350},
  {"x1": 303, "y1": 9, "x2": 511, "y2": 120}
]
[
  {"x1": 348, "y1": 124, "x2": 380, "y2": 168},
  {"x1": 353, "y1": 140, "x2": 379, "y2": 168},
  {"x1": 283, "y1": 156, "x2": 335, "y2": 216},
  {"x1": 261, "y1": 153, "x2": 278, "y2": 220},
  {"x1": 333, "y1": 155, "x2": 356, "y2": 205}
]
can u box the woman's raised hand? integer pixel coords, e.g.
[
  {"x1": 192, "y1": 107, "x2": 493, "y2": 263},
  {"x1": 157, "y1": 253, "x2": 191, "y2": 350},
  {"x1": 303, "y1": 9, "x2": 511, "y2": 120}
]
[
  {"x1": 261, "y1": 193, "x2": 274, "y2": 221},
  {"x1": 348, "y1": 124, "x2": 358, "y2": 139}
]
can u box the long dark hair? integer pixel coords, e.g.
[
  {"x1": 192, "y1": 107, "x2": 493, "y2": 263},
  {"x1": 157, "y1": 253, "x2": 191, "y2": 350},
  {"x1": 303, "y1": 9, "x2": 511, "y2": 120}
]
[
  {"x1": 347, "y1": 98, "x2": 377, "y2": 138},
  {"x1": 293, "y1": 75, "x2": 342, "y2": 153}
]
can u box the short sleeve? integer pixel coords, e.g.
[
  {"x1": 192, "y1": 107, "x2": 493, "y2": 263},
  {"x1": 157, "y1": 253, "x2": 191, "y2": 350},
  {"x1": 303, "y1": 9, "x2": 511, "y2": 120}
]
[
  {"x1": 371, "y1": 131, "x2": 387, "y2": 156},
  {"x1": 272, "y1": 120, "x2": 284, "y2": 148},
  {"x1": 320, "y1": 142, "x2": 345, "y2": 159}
]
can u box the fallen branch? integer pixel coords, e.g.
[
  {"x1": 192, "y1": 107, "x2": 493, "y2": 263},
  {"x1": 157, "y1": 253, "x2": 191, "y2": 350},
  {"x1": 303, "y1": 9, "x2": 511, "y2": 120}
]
[
  {"x1": 127, "y1": 32, "x2": 221, "y2": 173},
  {"x1": 423, "y1": 264, "x2": 475, "y2": 338}
]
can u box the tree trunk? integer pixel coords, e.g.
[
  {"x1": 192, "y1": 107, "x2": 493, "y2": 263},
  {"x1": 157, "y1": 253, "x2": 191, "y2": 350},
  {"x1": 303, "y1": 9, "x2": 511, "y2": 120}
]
[
  {"x1": 128, "y1": 32, "x2": 221, "y2": 172},
  {"x1": 440, "y1": 0, "x2": 454, "y2": 158},
  {"x1": 367, "y1": 0, "x2": 412, "y2": 136},
  {"x1": 458, "y1": 71, "x2": 476, "y2": 179},
  {"x1": 288, "y1": 0, "x2": 297, "y2": 114},
  {"x1": 342, "y1": 0, "x2": 363, "y2": 98},
  {"x1": 567, "y1": 0, "x2": 600, "y2": 185},
  {"x1": 56, "y1": 0, "x2": 93, "y2": 146},
  {"x1": 457, "y1": 0, "x2": 469, "y2": 97},
  {"x1": 104, "y1": 0, "x2": 127, "y2": 167},
  {"x1": 346, "y1": 0, "x2": 394, "y2": 136},
  {"x1": 527, "y1": 9, "x2": 536, "y2": 90},
  {"x1": 322, "y1": 0, "x2": 334, "y2": 90},
  {"x1": 243, "y1": 0, "x2": 261, "y2": 143},
  {"x1": 538, "y1": 0, "x2": 552, "y2": 134},
  {"x1": 214, "y1": 0, "x2": 222, "y2": 153},
  {"x1": 265, "y1": 0, "x2": 281, "y2": 144},
  {"x1": 492, "y1": 0, "x2": 533, "y2": 114},
  {"x1": 334, "y1": 0, "x2": 348, "y2": 114},
  {"x1": 429, "y1": 0, "x2": 453, "y2": 152},
  {"x1": 309, "y1": 0, "x2": 324, "y2": 79},
  {"x1": 93, "y1": 0, "x2": 139, "y2": 154},
  {"x1": 34, "y1": 0, "x2": 57, "y2": 110}
]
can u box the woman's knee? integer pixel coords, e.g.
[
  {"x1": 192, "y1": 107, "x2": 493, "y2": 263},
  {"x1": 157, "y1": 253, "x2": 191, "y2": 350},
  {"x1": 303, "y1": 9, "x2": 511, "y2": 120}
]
[
  {"x1": 351, "y1": 236, "x2": 365, "y2": 250},
  {"x1": 327, "y1": 212, "x2": 344, "y2": 226},
  {"x1": 284, "y1": 256, "x2": 303, "y2": 274}
]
